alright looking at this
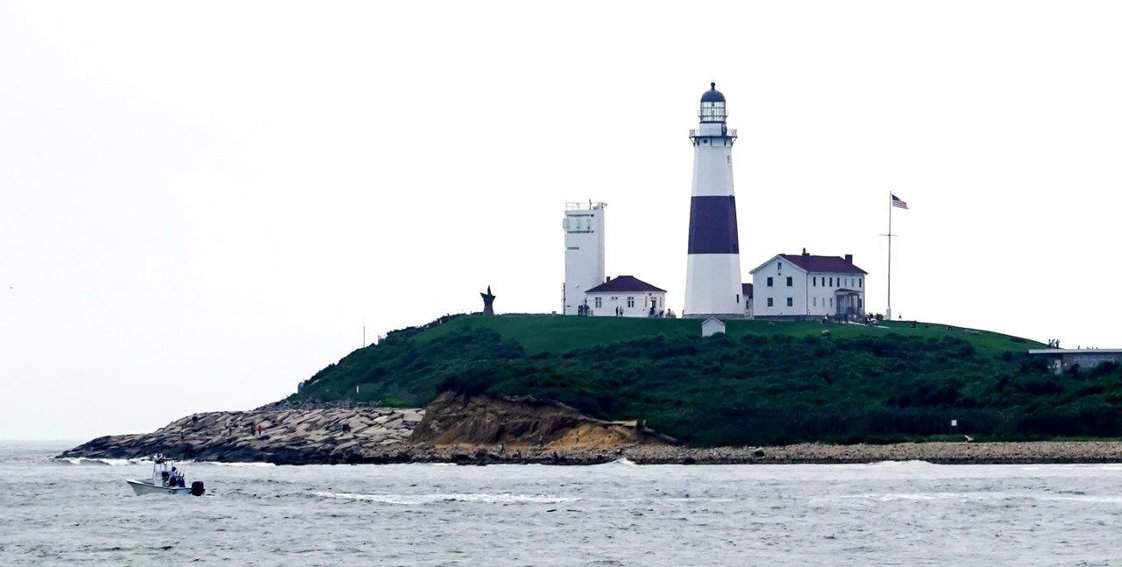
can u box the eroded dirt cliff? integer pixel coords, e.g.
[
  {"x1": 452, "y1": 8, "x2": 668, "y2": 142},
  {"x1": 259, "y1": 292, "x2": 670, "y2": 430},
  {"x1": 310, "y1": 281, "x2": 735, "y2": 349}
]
[{"x1": 409, "y1": 392, "x2": 675, "y2": 450}]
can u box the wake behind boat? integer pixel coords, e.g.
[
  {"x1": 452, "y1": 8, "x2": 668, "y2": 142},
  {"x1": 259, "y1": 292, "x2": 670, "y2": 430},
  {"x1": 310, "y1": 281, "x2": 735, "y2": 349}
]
[{"x1": 126, "y1": 455, "x2": 205, "y2": 496}]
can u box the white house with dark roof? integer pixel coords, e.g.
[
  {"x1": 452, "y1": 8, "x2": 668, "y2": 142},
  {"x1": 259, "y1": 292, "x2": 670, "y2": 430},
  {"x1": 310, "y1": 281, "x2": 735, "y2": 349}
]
[
  {"x1": 584, "y1": 275, "x2": 667, "y2": 318},
  {"x1": 749, "y1": 249, "x2": 868, "y2": 320}
]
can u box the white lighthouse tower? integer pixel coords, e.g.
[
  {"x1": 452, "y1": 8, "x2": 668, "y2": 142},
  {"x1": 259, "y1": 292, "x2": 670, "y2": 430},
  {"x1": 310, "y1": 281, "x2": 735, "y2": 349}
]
[
  {"x1": 562, "y1": 201, "x2": 606, "y2": 315},
  {"x1": 683, "y1": 83, "x2": 744, "y2": 317}
]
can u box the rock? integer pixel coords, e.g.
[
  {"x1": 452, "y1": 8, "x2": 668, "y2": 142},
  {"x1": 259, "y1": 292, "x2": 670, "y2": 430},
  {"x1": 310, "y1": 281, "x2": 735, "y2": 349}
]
[{"x1": 59, "y1": 406, "x2": 426, "y2": 464}]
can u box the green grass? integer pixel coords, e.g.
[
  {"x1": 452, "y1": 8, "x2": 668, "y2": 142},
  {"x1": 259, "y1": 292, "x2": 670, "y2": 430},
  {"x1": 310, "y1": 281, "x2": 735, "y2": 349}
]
[{"x1": 417, "y1": 314, "x2": 1042, "y2": 355}]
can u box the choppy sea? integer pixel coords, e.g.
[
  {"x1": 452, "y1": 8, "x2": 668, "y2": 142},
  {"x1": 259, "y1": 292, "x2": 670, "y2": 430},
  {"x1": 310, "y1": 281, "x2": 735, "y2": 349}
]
[{"x1": 2, "y1": 442, "x2": 1121, "y2": 565}]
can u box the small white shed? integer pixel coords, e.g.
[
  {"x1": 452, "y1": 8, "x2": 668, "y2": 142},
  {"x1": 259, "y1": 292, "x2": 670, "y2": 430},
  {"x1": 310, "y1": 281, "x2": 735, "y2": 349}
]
[{"x1": 701, "y1": 317, "x2": 726, "y2": 338}]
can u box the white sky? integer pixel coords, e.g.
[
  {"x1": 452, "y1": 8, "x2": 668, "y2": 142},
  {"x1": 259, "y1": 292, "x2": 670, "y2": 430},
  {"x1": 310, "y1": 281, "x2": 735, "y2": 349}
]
[{"x1": 2, "y1": 1, "x2": 1120, "y2": 440}]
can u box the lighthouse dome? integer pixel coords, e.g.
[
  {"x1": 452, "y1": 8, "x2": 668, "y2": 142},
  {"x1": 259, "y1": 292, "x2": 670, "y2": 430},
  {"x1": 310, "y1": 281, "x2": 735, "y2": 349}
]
[{"x1": 700, "y1": 82, "x2": 725, "y2": 103}]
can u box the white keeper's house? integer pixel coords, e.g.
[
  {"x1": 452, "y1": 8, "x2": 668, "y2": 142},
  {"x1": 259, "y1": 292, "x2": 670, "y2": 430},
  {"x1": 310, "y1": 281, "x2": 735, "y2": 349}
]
[
  {"x1": 585, "y1": 275, "x2": 667, "y2": 318},
  {"x1": 750, "y1": 249, "x2": 867, "y2": 320}
]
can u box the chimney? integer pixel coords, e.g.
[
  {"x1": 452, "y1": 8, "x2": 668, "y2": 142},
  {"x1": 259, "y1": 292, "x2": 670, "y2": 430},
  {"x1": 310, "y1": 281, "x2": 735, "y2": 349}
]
[
  {"x1": 802, "y1": 247, "x2": 808, "y2": 256},
  {"x1": 844, "y1": 254, "x2": 853, "y2": 263},
  {"x1": 606, "y1": 276, "x2": 611, "y2": 282}
]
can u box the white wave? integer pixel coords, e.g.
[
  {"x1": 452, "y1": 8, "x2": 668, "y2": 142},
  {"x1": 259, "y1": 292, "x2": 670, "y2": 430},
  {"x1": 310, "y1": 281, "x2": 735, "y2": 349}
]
[
  {"x1": 60, "y1": 457, "x2": 145, "y2": 466},
  {"x1": 312, "y1": 491, "x2": 578, "y2": 505},
  {"x1": 602, "y1": 457, "x2": 637, "y2": 466},
  {"x1": 866, "y1": 460, "x2": 936, "y2": 467},
  {"x1": 194, "y1": 461, "x2": 276, "y2": 467}
]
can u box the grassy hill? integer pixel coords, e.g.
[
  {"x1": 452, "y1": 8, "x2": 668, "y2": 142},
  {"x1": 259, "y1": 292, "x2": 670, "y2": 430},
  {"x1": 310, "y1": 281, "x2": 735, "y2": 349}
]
[
  {"x1": 288, "y1": 314, "x2": 1122, "y2": 446},
  {"x1": 416, "y1": 314, "x2": 1040, "y2": 354}
]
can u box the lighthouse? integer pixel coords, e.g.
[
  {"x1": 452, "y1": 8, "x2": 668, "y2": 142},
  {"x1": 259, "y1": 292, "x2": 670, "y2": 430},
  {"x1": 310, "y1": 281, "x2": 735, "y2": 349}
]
[{"x1": 683, "y1": 82, "x2": 744, "y2": 317}]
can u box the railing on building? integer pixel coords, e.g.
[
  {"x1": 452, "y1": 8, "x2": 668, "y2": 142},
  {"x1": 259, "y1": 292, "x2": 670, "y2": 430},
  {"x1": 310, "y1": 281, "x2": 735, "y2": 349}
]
[{"x1": 688, "y1": 128, "x2": 737, "y2": 138}]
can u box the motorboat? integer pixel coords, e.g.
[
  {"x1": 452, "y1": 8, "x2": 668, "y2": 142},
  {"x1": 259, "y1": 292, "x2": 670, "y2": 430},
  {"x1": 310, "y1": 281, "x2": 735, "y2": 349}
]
[{"x1": 125, "y1": 455, "x2": 205, "y2": 496}]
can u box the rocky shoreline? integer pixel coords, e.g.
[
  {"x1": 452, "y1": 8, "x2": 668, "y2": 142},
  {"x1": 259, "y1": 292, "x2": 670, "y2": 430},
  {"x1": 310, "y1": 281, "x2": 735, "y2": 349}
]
[
  {"x1": 60, "y1": 407, "x2": 425, "y2": 465},
  {"x1": 60, "y1": 394, "x2": 1122, "y2": 465},
  {"x1": 61, "y1": 438, "x2": 1122, "y2": 466}
]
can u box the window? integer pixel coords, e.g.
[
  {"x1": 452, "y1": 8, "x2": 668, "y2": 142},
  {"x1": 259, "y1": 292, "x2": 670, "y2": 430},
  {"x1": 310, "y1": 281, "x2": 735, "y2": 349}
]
[
  {"x1": 736, "y1": 294, "x2": 740, "y2": 304},
  {"x1": 813, "y1": 277, "x2": 817, "y2": 287},
  {"x1": 594, "y1": 297, "x2": 602, "y2": 308},
  {"x1": 786, "y1": 276, "x2": 793, "y2": 287},
  {"x1": 767, "y1": 277, "x2": 774, "y2": 287},
  {"x1": 778, "y1": 262, "x2": 783, "y2": 271},
  {"x1": 767, "y1": 298, "x2": 774, "y2": 307},
  {"x1": 627, "y1": 296, "x2": 635, "y2": 308},
  {"x1": 829, "y1": 297, "x2": 834, "y2": 307},
  {"x1": 700, "y1": 100, "x2": 727, "y2": 122},
  {"x1": 813, "y1": 297, "x2": 817, "y2": 307},
  {"x1": 786, "y1": 297, "x2": 793, "y2": 307},
  {"x1": 859, "y1": 278, "x2": 863, "y2": 288},
  {"x1": 829, "y1": 277, "x2": 833, "y2": 286}
]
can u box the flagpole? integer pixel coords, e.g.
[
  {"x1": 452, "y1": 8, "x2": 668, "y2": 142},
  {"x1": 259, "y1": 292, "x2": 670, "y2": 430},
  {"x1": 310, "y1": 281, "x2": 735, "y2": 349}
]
[{"x1": 886, "y1": 191, "x2": 893, "y2": 321}]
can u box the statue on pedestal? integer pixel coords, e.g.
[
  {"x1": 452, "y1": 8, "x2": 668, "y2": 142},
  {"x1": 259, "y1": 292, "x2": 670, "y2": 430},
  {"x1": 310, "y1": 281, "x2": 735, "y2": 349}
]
[{"x1": 480, "y1": 286, "x2": 496, "y2": 316}]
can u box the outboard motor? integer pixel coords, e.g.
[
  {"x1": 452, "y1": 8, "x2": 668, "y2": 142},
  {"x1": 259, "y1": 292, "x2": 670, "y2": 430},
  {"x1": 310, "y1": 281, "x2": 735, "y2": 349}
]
[{"x1": 190, "y1": 481, "x2": 205, "y2": 496}]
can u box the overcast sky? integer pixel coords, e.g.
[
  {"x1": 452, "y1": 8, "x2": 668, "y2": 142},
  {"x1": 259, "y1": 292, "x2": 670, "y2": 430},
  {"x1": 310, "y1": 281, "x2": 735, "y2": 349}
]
[{"x1": 2, "y1": 1, "x2": 1120, "y2": 440}]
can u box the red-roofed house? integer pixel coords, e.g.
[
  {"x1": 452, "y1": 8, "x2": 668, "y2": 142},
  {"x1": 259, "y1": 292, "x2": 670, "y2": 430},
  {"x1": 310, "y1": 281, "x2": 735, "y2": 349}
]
[
  {"x1": 585, "y1": 275, "x2": 668, "y2": 318},
  {"x1": 749, "y1": 249, "x2": 867, "y2": 320}
]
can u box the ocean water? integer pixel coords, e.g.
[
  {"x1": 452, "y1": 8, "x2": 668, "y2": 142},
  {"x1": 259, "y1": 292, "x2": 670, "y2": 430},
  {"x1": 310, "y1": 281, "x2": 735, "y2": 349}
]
[{"x1": 2, "y1": 442, "x2": 1121, "y2": 566}]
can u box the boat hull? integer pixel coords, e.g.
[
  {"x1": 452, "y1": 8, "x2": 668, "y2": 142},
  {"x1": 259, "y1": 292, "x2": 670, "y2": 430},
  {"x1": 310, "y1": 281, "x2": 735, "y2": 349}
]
[{"x1": 126, "y1": 479, "x2": 194, "y2": 496}]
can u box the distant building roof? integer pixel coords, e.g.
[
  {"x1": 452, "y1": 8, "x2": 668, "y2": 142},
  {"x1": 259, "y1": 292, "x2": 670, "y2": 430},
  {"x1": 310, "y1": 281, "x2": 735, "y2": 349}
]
[
  {"x1": 1028, "y1": 349, "x2": 1122, "y2": 355},
  {"x1": 741, "y1": 283, "x2": 753, "y2": 297},
  {"x1": 782, "y1": 253, "x2": 867, "y2": 274},
  {"x1": 586, "y1": 275, "x2": 666, "y2": 294}
]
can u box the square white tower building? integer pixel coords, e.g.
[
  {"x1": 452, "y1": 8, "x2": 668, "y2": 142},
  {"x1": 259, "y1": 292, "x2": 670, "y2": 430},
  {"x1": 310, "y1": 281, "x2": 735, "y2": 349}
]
[{"x1": 562, "y1": 201, "x2": 606, "y2": 315}]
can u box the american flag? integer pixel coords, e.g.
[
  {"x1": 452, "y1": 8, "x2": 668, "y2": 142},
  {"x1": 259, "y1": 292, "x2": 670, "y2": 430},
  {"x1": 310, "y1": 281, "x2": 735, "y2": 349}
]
[{"x1": 891, "y1": 194, "x2": 909, "y2": 209}]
